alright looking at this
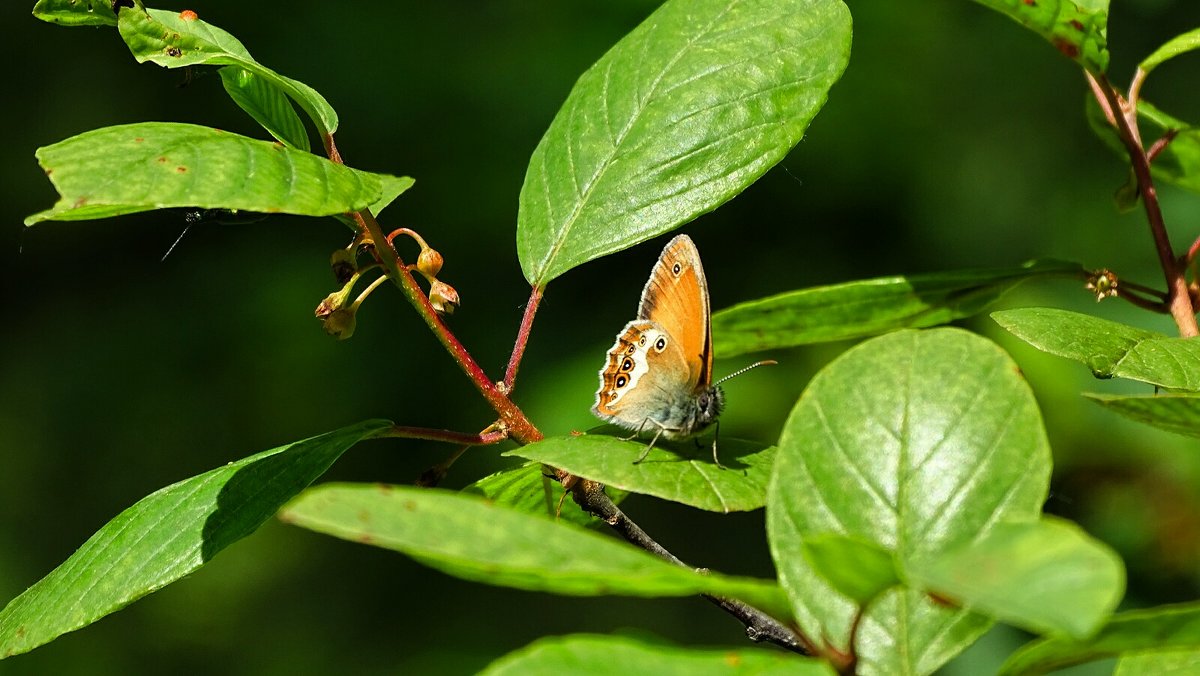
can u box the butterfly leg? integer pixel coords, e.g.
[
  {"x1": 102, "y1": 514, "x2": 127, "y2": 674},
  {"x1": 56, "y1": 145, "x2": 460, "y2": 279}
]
[
  {"x1": 620, "y1": 418, "x2": 650, "y2": 442},
  {"x1": 634, "y1": 420, "x2": 669, "y2": 464},
  {"x1": 711, "y1": 420, "x2": 724, "y2": 470}
]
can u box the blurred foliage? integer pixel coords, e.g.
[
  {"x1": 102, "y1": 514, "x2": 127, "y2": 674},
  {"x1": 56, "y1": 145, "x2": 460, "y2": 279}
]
[{"x1": 3, "y1": 0, "x2": 1200, "y2": 674}]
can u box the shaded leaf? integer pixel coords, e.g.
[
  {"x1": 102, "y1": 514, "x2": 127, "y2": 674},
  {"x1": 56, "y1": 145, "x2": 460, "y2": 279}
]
[
  {"x1": 969, "y1": 0, "x2": 1109, "y2": 73},
  {"x1": 768, "y1": 328, "x2": 1051, "y2": 675},
  {"x1": 800, "y1": 535, "x2": 899, "y2": 607},
  {"x1": 712, "y1": 260, "x2": 1081, "y2": 357},
  {"x1": 1087, "y1": 393, "x2": 1200, "y2": 438},
  {"x1": 117, "y1": 6, "x2": 338, "y2": 136},
  {"x1": 219, "y1": 66, "x2": 311, "y2": 151},
  {"x1": 1140, "y1": 28, "x2": 1200, "y2": 74},
  {"x1": 26, "y1": 123, "x2": 399, "y2": 225},
  {"x1": 516, "y1": 0, "x2": 852, "y2": 286},
  {"x1": 908, "y1": 518, "x2": 1124, "y2": 640},
  {"x1": 505, "y1": 434, "x2": 775, "y2": 513},
  {"x1": 280, "y1": 484, "x2": 792, "y2": 619},
  {"x1": 32, "y1": 0, "x2": 115, "y2": 26},
  {"x1": 1087, "y1": 96, "x2": 1200, "y2": 195},
  {"x1": 999, "y1": 602, "x2": 1200, "y2": 675},
  {"x1": 992, "y1": 307, "x2": 1200, "y2": 390},
  {"x1": 0, "y1": 419, "x2": 392, "y2": 660},
  {"x1": 481, "y1": 633, "x2": 835, "y2": 675}
]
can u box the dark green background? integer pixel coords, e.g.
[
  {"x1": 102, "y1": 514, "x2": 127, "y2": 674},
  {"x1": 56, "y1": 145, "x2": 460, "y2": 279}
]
[{"x1": 3, "y1": 1, "x2": 1200, "y2": 673}]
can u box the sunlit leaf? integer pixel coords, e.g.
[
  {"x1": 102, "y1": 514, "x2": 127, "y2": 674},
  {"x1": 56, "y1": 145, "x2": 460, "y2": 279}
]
[
  {"x1": 908, "y1": 518, "x2": 1124, "y2": 639},
  {"x1": 32, "y1": 0, "x2": 115, "y2": 26},
  {"x1": 280, "y1": 484, "x2": 792, "y2": 619},
  {"x1": 219, "y1": 66, "x2": 310, "y2": 151},
  {"x1": 0, "y1": 420, "x2": 392, "y2": 660},
  {"x1": 516, "y1": 0, "x2": 852, "y2": 286},
  {"x1": 25, "y1": 123, "x2": 400, "y2": 225},
  {"x1": 464, "y1": 461, "x2": 627, "y2": 528},
  {"x1": 506, "y1": 434, "x2": 775, "y2": 513},
  {"x1": 712, "y1": 260, "x2": 1081, "y2": 357},
  {"x1": 999, "y1": 602, "x2": 1200, "y2": 675},
  {"x1": 481, "y1": 633, "x2": 835, "y2": 675},
  {"x1": 1140, "y1": 28, "x2": 1200, "y2": 74},
  {"x1": 969, "y1": 0, "x2": 1109, "y2": 73},
  {"x1": 993, "y1": 308, "x2": 1200, "y2": 390},
  {"x1": 117, "y1": 6, "x2": 338, "y2": 136},
  {"x1": 768, "y1": 328, "x2": 1051, "y2": 674}
]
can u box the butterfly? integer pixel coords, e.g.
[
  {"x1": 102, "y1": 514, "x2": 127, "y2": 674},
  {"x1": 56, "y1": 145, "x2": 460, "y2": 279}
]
[{"x1": 592, "y1": 234, "x2": 769, "y2": 467}]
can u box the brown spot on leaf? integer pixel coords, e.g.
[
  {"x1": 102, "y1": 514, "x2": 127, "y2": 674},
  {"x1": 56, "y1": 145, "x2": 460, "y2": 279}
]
[
  {"x1": 1022, "y1": 0, "x2": 1035, "y2": 5},
  {"x1": 723, "y1": 653, "x2": 742, "y2": 667},
  {"x1": 1053, "y1": 37, "x2": 1080, "y2": 59},
  {"x1": 166, "y1": 46, "x2": 182, "y2": 57},
  {"x1": 272, "y1": 141, "x2": 285, "y2": 150},
  {"x1": 134, "y1": 137, "x2": 143, "y2": 143},
  {"x1": 357, "y1": 534, "x2": 375, "y2": 545},
  {"x1": 357, "y1": 509, "x2": 371, "y2": 523},
  {"x1": 1069, "y1": 19, "x2": 1084, "y2": 31},
  {"x1": 180, "y1": 9, "x2": 198, "y2": 21},
  {"x1": 157, "y1": 156, "x2": 168, "y2": 163},
  {"x1": 176, "y1": 166, "x2": 187, "y2": 173},
  {"x1": 73, "y1": 197, "x2": 88, "y2": 208}
]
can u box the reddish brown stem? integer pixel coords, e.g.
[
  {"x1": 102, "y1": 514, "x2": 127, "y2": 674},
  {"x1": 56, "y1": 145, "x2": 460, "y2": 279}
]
[
  {"x1": 322, "y1": 133, "x2": 544, "y2": 443},
  {"x1": 1087, "y1": 75, "x2": 1199, "y2": 336},
  {"x1": 503, "y1": 286, "x2": 544, "y2": 393},
  {"x1": 1147, "y1": 129, "x2": 1179, "y2": 165},
  {"x1": 381, "y1": 424, "x2": 508, "y2": 446}
]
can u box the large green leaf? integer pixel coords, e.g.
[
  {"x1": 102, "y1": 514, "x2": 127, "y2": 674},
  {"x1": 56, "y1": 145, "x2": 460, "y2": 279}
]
[
  {"x1": 280, "y1": 484, "x2": 791, "y2": 620},
  {"x1": 1086, "y1": 393, "x2": 1200, "y2": 438},
  {"x1": 481, "y1": 633, "x2": 835, "y2": 675},
  {"x1": 1086, "y1": 96, "x2": 1200, "y2": 196},
  {"x1": 712, "y1": 260, "x2": 1080, "y2": 357},
  {"x1": 993, "y1": 308, "x2": 1200, "y2": 390},
  {"x1": 768, "y1": 328, "x2": 1051, "y2": 675},
  {"x1": 0, "y1": 419, "x2": 391, "y2": 659},
  {"x1": 907, "y1": 518, "x2": 1124, "y2": 640},
  {"x1": 969, "y1": 0, "x2": 1109, "y2": 73},
  {"x1": 25, "y1": 123, "x2": 400, "y2": 225},
  {"x1": 219, "y1": 66, "x2": 311, "y2": 151},
  {"x1": 32, "y1": 0, "x2": 116, "y2": 26},
  {"x1": 516, "y1": 0, "x2": 852, "y2": 286},
  {"x1": 999, "y1": 602, "x2": 1200, "y2": 675},
  {"x1": 117, "y1": 6, "x2": 338, "y2": 137},
  {"x1": 505, "y1": 434, "x2": 775, "y2": 513}
]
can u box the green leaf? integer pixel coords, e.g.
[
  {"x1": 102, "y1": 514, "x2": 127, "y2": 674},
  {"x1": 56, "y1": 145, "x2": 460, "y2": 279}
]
[
  {"x1": 1086, "y1": 393, "x2": 1200, "y2": 438},
  {"x1": 0, "y1": 419, "x2": 391, "y2": 660},
  {"x1": 516, "y1": 0, "x2": 852, "y2": 286},
  {"x1": 464, "y1": 461, "x2": 609, "y2": 528},
  {"x1": 32, "y1": 0, "x2": 115, "y2": 26},
  {"x1": 1118, "y1": 650, "x2": 1200, "y2": 676},
  {"x1": 1086, "y1": 96, "x2": 1200, "y2": 195},
  {"x1": 712, "y1": 260, "x2": 1081, "y2": 357},
  {"x1": 219, "y1": 66, "x2": 311, "y2": 152},
  {"x1": 505, "y1": 434, "x2": 775, "y2": 513},
  {"x1": 999, "y1": 602, "x2": 1200, "y2": 675},
  {"x1": 969, "y1": 0, "x2": 1109, "y2": 73},
  {"x1": 992, "y1": 307, "x2": 1200, "y2": 390},
  {"x1": 1140, "y1": 28, "x2": 1200, "y2": 74},
  {"x1": 768, "y1": 328, "x2": 1051, "y2": 675},
  {"x1": 800, "y1": 535, "x2": 899, "y2": 607},
  {"x1": 117, "y1": 6, "x2": 339, "y2": 136},
  {"x1": 907, "y1": 518, "x2": 1124, "y2": 640},
  {"x1": 280, "y1": 484, "x2": 791, "y2": 620},
  {"x1": 481, "y1": 633, "x2": 836, "y2": 676},
  {"x1": 332, "y1": 174, "x2": 418, "y2": 230},
  {"x1": 25, "y1": 122, "x2": 401, "y2": 225}
]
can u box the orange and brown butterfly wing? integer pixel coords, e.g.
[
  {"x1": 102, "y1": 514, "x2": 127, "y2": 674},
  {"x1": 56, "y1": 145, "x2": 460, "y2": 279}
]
[{"x1": 635, "y1": 234, "x2": 712, "y2": 389}]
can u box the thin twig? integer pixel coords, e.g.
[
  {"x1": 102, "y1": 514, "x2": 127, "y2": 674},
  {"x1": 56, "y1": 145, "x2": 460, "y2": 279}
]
[
  {"x1": 380, "y1": 424, "x2": 508, "y2": 446},
  {"x1": 1087, "y1": 74, "x2": 1199, "y2": 336},
  {"x1": 1147, "y1": 129, "x2": 1179, "y2": 165},
  {"x1": 570, "y1": 479, "x2": 814, "y2": 655},
  {"x1": 503, "y1": 286, "x2": 544, "y2": 393},
  {"x1": 322, "y1": 133, "x2": 544, "y2": 443}
]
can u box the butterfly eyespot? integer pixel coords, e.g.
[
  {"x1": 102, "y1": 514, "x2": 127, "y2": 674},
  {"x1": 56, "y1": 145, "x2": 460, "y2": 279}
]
[
  {"x1": 672, "y1": 262, "x2": 681, "y2": 275},
  {"x1": 621, "y1": 358, "x2": 633, "y2": 371},
  {"x1": 639, "y1": 336, "x2": 647, "y2": 346},
  {"x1": 616, "y1": 375, "x2": 628, "y2": 387},
  {"x1": 626, "y1": 346, "x2": 636, "y2": 354},
  {"x1": 655, "y1": 337, "x2": 667, "y2": 351}
]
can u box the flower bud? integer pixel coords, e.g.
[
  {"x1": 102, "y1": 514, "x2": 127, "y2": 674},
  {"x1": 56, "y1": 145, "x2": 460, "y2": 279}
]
[
  {"x1": 330, "y1": 248, "x2": 358, "y2": 285},
  {"x1": 320, "y1": 308, "x2": 357, "y2": 340},
  {"x1": 1085, "y1": 269, "x2": 1118, "y2": 302},
  {"x1": 417, "y1": 247, "x2": 444, "y2": 278},
  {"x1": 429, "y1": 280, "x2": 460, "y2": 315}
]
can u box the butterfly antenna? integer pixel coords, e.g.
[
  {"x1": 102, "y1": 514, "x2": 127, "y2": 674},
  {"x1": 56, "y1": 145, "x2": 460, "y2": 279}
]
[{"x1": 714, "y1": 359, "x2": 778, "y2": 386}]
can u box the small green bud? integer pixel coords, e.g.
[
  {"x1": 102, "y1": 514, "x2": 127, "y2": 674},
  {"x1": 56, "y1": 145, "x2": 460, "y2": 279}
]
[{"x1": 320, "y1": 308, "x2": 357, "y2": 340}]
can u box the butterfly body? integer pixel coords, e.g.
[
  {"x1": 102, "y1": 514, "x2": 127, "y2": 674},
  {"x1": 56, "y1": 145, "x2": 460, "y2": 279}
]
[{"x1": 592, "y1": 234, "x2": 724, "y2": 458}]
